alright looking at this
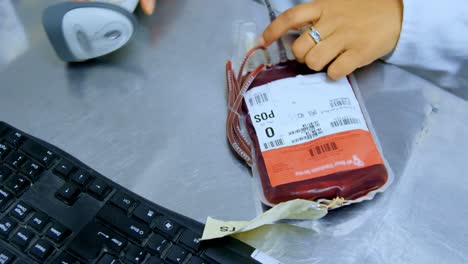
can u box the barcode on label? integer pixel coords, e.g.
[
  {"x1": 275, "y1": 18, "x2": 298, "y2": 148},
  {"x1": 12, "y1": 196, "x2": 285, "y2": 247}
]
[
  {"x1": 249, "y1": 93, "x2": 269, "y2": 106},
  {"x1": 289, "y1": 122, "x2": 323, "y2": 136},
  {"x1": 330, "y1": 98, "x2": 351, "y2": 108},
  {"x1": 309, "y1": 142, "x2": 338, "y2": 156},
  {"x1": 289, "y1": 121, "x2": 323, "y2": 144},
  {"x1": 291, "y1": 135, "x2": 314, "y2": 144},
  {"x1": 263, "y1": 139, "x2": 284, "y2": 150},
  {"x1": 330, "y1": 117, "x2": 361, "y2": 127}
]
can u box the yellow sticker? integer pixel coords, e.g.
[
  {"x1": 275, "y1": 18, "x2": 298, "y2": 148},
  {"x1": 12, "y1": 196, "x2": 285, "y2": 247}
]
[{"x1": 200, "y1": 199, "x2": 327, "y2": 241}]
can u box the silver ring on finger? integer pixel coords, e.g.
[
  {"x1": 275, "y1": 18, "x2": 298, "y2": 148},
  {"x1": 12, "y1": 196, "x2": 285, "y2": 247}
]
[{"x1": 308, "y1": 26, "x2": 321, "y2": 44}]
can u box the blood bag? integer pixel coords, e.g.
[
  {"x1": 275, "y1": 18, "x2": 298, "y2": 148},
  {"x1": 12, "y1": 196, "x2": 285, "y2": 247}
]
[{"x1": 225, "y1": 22, "x2": 392, "y2": 207}]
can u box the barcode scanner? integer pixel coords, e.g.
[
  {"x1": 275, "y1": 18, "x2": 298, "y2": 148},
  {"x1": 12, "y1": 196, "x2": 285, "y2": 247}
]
[{"x1": 42, "y1": 0, "x2": 139, "y2": 62}]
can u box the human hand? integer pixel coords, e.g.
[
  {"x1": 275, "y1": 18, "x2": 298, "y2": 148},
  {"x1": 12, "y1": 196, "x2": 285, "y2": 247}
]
[
  {"x1": 73, "y1": 0, "x2": 156, "y2": 15},
  {"x1": 260, "y1": 0, "x2": 403, "y2": 80},
  {"x1": 140, "y1": 0, "x2": 156, "y2": 15}
]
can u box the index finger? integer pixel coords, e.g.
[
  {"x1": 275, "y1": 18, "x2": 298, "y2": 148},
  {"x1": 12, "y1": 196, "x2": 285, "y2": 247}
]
[
  {"x1": 141, "y1": 0, "x2": 156, "y2": 15},
  {"x1": 261, "y1": 2, "x2": 322, "y2": 47}
]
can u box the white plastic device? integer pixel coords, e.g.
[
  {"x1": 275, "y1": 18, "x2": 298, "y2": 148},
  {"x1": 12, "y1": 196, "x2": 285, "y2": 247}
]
[{"x1": 42, "y1": 0, "x2": 139, "y2": 62}]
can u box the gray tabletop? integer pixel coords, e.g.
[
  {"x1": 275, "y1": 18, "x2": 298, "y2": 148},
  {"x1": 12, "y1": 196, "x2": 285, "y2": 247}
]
[{"x1": 1, "y1": 0, "x2": 467, "y2": 263}]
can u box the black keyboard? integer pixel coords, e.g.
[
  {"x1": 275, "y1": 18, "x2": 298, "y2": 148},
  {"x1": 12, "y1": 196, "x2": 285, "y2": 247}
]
[{"x1": 0, "y1": 122, "x2": 261, "y2": 264}]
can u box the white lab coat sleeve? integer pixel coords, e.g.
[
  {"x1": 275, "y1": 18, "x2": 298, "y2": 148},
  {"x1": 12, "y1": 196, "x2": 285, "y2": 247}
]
[{"x1": 383, "y1": 0, "x2": 468, "y2": 92}]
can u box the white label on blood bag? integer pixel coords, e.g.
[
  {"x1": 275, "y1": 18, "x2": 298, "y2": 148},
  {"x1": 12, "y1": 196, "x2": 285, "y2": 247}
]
[{"x1": 244, "y1": 73, "x2": 368, "y2": 152}]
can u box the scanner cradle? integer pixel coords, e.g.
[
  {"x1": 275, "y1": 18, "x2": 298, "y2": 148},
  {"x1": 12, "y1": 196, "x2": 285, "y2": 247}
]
[{"x1": 42, "y1": 1, "x2": 138, "y2": 62}]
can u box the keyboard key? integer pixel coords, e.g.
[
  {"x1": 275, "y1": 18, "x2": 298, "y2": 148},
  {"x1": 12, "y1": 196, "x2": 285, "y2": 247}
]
[
  {"x1": 45, "y1": 222, "x2": 70, "y2": 244},
  {"x1": 98, "y1": 225, "x2": 127, "y2": 253},
  {"x1": 109, "y1": 239, "x2": 127, "y2": 254},
  {"x1": 55, "y1": 183, "x2": 80, "y2": 205},
  {"x1": 10, "y1": 227, "x2": 35, "y2": 250},
  {"x1": 21, "y1": 140, "x2": 57, "y2": 168},
  {"x1": 29, "y1": 239, "x2": 54, "y2": 261},
  {"x1": 97, "y1": 204, "x2": 150, "y2": 242},
  {"x1": 110, "y1": 191, "x2": 136, "y2": 212},
  {"x1": 9, "y1": 201, "x2": 33, "y2": 222},
  {"x1": 0, "y1": 143, "x2": 10, "y2": 159},
  {"x1": 52, "y1": 252, "x2": 79, "y2": 264},
  {"x1": 179, "y1": 229, "x2": 201, "y2": 251},
  {"x1": 20, "y1": 160, "x2": 43, "y2": 182},
  {"x1": 88, "y1": 179, "x2": 111, "y2": 200},
  {"x1": 4, "y1": 175, "x2": 30, "y2": 196},
  {"x1": 166, "y1": 245, "x2": 188, "y2": 264},
  {"x1": 133, "y1": 204, "x2": 157, "y2": 225},
  {"x1": 53, "y1": 160, "x2": 75, "y2": 179},
  {"x1": 124, "y1": 244, "x2": 147, "y2": 264},
  {"x1": 27, "y1": 211, "x2": 49, "y2": 232},
  {"x1": 97, "y1": 254, "x2": 120, "y2": 264},
  {"x1": 0, "y1": 216, "x2": 18, "y2": 238},
  {"x1": 0, "y1": 188, "x2": 13, "y2": 211},
  {"x1": 71, "y1": 170, "x2": 92, "y2": 187},
  {"x1": 154, "y1": 216, "x2": 180, "y2": 238},
  {"x1": 69, "y1": 222, "x2": 127, "y2": 262},
  {"x1": 4, "y1": 152, "x2": 26, "y2": 170},
  {"x1": 4, "y1": 131, "x2": 23, "y2": 149},
  {"x1": 146, "y1": 234, "x2": 169, "y2": 256},
  {"x1": 68, "y1": 223, "x2": 107, "y2": 262},
  {"x1": 0, "y1": 165, "x2": 11, "y2": 183},
  {"x1": 146, "y1": 256, "x2": 164, "y2": 264},
  {"x1": 0, "y1": 245, "x2": 16, "y2": 264},
  {"x1": 187, "y1": 256, "x2": 210, "y2": 264},
  {"x1": 203, "y1": 247, "x2": 254, "y2": 264}
]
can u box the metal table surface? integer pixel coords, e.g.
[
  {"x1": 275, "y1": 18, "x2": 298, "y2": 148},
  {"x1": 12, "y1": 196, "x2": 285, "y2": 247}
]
[{"x1": 1, "y1": 0, "x2": 467, "y2": 263}]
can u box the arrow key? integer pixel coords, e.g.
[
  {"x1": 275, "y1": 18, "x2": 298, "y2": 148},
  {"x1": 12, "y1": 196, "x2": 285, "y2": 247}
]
[
  {"x1": 124, "y1": 244, "x2": 147, "y2": 264},
  {"x1": 55, "y1": 183, "x2": 80, "y2": 205},
  {"x1": 97, "y1": 254, "x2": 120, "y2": 264},
  {"x1": 88, "y1": 179, "x2": 111, "y2": 201},
  {"x1": 166, "y1": 245, "x2": 188, "y2": 264}
]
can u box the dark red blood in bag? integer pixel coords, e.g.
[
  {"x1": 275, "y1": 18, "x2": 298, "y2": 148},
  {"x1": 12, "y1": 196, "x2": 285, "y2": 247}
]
[{"x1": 243, "y1": 61, "x2": 388, "y2": 204}]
